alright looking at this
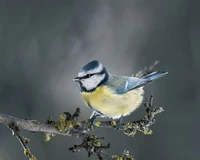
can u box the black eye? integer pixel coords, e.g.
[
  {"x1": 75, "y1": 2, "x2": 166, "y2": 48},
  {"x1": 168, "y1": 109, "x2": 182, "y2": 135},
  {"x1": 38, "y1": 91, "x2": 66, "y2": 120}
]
[{"x1": 86, "y1": 74, "x2": 92, "y2": 78}]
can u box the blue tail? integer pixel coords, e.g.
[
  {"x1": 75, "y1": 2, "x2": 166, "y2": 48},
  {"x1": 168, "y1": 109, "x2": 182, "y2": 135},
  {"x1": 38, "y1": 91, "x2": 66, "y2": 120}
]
[
  {"x1": 141, "y1": 71, "x2": 168, "y2": 81},
  {"x1": 128, "y1": 71, "x2": 168, "y2": 90}
]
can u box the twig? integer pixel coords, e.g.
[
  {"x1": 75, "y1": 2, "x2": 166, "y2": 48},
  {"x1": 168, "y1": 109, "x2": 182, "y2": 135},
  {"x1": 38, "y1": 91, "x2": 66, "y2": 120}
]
[
  {"x1": 112, "y1": 150, "x2": 135, "y2": 160},
  {"x1": 121, "y1": 94, "x2": 164, "y2": 137},
  {"x1": 69, "y1": 135, "x2": 110, "y2": 160},
  {"x1": 7, "y1": 122, "x2": 36, "y2": 160}
]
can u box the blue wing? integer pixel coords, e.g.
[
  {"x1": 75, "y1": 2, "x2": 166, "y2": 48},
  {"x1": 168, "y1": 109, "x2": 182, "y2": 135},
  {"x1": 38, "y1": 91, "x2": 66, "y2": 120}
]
[{"x1": 106, "y1": 71, "x2": 168, "y2": 94}]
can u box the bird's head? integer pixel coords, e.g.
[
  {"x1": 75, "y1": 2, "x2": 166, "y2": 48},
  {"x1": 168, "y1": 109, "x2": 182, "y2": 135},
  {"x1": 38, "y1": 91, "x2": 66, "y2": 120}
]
[{"x1": 73, "y1": 60, "x2": 109, "y2": 92}]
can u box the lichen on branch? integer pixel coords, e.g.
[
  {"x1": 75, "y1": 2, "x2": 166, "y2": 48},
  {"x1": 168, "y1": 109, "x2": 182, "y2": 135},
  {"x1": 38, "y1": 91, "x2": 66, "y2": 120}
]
[
  {"x1": 43, "y1": 94, "x2": 163, "y2": 159},
  {"x1": 0, "y1": 94, "x2": 163, "y2": 160},
  {"x1": 44, "y1": 94, "x2": 163, "y2": 139}
]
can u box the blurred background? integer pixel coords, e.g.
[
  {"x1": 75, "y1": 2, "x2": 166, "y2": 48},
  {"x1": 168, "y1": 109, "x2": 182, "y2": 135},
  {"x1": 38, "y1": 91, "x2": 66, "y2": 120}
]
[{"x1": 0, "y1": 0, "x2": 199, "y2": 160}]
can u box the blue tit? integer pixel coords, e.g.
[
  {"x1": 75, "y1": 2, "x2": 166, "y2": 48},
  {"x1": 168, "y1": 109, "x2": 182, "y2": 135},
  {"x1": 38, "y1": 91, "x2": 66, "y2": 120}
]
[{"x1": 73, "y1": 60, "x2": 168, "y2": 128}]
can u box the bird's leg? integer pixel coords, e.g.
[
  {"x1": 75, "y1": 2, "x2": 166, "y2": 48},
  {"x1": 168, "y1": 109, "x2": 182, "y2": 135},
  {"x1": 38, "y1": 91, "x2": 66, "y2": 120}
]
[
  {"x1": 89, "y1": 111, "x2": 101, "y2": 129},
  {"x1": 90, "y1": 111, "x2": 96, "y2": 119},
  {"x1": 115, "y1": 115, "x2": 123, "y2": 131}
]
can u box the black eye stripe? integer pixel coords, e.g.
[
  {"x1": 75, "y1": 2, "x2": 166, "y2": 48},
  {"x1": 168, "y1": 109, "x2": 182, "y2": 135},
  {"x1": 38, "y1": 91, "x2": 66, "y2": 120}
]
[
  {"x1": 79, "y1": 74, "x2": 94, "y2": 79},
  {"x1": 78, "y1": 68, "x2": 106, "y2": 80}
]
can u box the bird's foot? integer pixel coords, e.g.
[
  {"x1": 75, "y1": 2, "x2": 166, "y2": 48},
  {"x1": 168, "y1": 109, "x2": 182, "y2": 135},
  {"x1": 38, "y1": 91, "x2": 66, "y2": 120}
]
[
  {"x1": 89, "y1": 115, "x2": 97, "y2": 130},
  {"x1": 89, "y1": 111, "x2": 103, "y2": 129},
  {"x1": 115, "y1": 115, "x2": 123, "y2": 132}
]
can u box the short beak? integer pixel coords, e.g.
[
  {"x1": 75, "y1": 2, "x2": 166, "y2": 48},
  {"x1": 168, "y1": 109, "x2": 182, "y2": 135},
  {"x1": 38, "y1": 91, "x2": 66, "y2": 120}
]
[{"x1": 73, "y1": 77, "x2": 80, "y2": 82}]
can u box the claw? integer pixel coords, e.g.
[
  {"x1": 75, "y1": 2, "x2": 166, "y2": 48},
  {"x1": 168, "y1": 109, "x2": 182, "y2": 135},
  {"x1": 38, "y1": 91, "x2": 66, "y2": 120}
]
[{"x1": 115, "y1": 115, "x2": 123, "y2": 132}]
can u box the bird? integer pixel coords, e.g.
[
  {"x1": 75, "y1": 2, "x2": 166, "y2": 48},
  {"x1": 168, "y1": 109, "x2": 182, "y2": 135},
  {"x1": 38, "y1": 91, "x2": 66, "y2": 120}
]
[{"x1": 73, "y1": 60, "x2": 168, "y2": 130}]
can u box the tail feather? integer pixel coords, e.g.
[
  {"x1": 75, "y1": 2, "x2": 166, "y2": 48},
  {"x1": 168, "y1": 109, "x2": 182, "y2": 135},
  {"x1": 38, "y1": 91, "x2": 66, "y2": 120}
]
[
  {"x1": 129, "y1": 71, "x2": 168, "y2": 90},
  {"x1": 141, "y1": 71, "x2": 168, "y2": 81}
]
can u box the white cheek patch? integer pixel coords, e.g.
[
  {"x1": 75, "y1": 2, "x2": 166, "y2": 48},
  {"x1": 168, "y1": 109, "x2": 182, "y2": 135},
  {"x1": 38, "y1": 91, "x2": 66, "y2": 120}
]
[
  {"x1": 78, "y1": 63, "x2": 103, "y2": 78},
  {"x1": 81, "y1": 74, "x2": 105, "y2": 91}
]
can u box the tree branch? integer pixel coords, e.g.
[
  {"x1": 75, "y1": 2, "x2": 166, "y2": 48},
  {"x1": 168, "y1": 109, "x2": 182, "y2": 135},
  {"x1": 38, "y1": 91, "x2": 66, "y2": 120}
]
[
  {"x1": 0, "y1": 94, "x2": 163, "y2": 160},
  {"x1": 0, "y1": 97, "x2": 163, "y2": 138}
]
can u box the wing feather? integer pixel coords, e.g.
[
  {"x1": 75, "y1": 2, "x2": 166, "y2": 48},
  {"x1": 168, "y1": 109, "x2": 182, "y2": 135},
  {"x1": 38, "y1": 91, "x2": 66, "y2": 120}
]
[{"x1": 106, "y1": 74, "x2": 141, "y2": 94}]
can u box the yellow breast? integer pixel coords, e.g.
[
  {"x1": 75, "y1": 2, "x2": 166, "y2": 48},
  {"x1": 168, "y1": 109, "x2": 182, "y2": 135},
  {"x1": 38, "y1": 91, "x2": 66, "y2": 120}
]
[{"x1": 81, "y1": 85, "x2": 144, "y2": 119}]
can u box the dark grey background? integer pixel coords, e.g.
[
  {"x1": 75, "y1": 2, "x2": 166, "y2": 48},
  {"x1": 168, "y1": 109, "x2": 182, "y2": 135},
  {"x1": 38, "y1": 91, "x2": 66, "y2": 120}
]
[{"x1": 0, "y1": 0, "x2": 199, "y2": 160}]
